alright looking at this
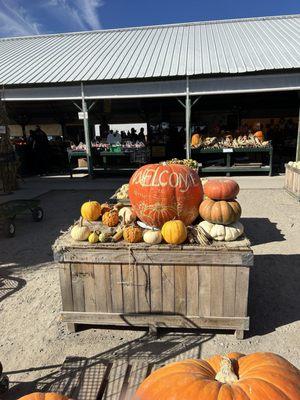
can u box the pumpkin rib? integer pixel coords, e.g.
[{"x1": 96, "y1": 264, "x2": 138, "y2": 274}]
[{"x1": 237, "y1": 378, "x2": 291, "y2": 400}]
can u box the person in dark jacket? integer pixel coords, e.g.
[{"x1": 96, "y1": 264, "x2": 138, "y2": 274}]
[{"x1": 33, "y1": 126, "x2": 49, "y2": 175}]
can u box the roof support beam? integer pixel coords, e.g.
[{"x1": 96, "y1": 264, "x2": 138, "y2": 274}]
[
  {"x1": 81, "y1": 83, "x2": 93, "y2": 178},
  {"x1": 296, "y1": 93, "x2": 300, "y2": 162}
]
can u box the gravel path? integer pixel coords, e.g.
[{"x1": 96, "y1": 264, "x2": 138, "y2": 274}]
[{"x1": 0, "y1": 187, "x2": 299, "y2": 399}]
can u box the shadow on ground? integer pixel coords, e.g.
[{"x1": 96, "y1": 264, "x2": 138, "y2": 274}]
[
  {"x1": 5, "y1": 332, "x2": 214, "y2": 399},
  {"x1": 241, "y1": 217, "x2": 285, "y2": 245}
]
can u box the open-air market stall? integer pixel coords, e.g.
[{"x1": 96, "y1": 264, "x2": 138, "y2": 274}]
[{"x1": 0, "y1": 15, "x2": 299, "y2": 177}]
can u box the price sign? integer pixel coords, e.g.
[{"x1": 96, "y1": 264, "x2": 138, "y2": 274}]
[
  {"x1": 78, "y1": 112, "x2": 88, "y2": 120},
  {"x1": 223, "y1": 148, "x2": 233, "y2": 153}
]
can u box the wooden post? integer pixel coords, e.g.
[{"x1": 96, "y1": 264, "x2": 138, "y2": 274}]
[
  {"x1": 296, "y1": 102, "x2": 300, "y2": 162},
  {"x1": 81, "y1": 83, "x2": 93, "y2": 178},
  {"x1": 185, "y1": 77, "x2": 191, "y2": 160}
]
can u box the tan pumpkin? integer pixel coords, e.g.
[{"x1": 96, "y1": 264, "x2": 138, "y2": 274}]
[
  {"x1": 118, "y1": 207, "x2": 136, "y2": 225},
  {"x1": 71, "y1": 222, "x2": 90, "y2": 241},
  {"x1": 102, "y1": 210, "x2": 119, "y2": 227},
  {"x1": 199, "y1": 198, "x2": 241, "y2": 225},
  {"x1": 143, "y1": 229, "x2": 162, "y2": 244},
  {"x1": 199, "y1": 220, "x2": 244, "y2": 241},
  {"x1": 134, "y1": 352, "x2": 300, "y2": 400},
  {"x1": 19, "y1": 393, "x2": 71, "y2": 400},
  {"x1": 123, "y1": 226, "x2": 143, "y2": 243},
  {"x1": 191, "y1": 133, "x2": 201, "y2": 147},
  {"x1": 81, "y1": 201, "x2": 102, "y2": 221},
  {"x1": 161, "y1": 220, "x2": 187, "y2": 245}
]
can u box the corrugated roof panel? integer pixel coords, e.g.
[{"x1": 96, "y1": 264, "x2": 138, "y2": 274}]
[{"x1": 0, "y1": 14, "x2": 299, "y2": 85}]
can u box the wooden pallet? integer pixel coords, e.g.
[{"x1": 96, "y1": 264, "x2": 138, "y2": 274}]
[{"x1": 36, "y1": 334, "x2": 210, "y2": 400}]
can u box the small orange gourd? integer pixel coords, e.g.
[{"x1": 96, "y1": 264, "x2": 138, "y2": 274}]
[
  {"x1": 123, "y1": 226, "x2": 143, "y2": 243},
  {"x1": 102, "y1": 210, "x2": 119, "y2": 227}
]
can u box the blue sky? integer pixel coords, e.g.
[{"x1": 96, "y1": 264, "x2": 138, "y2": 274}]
[{"x1": 0, "y1": 0, "x2": 299, "y2": 37}]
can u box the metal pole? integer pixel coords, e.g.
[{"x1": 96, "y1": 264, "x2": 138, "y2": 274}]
[
  {"x1": 296, "y1": 102, "x2": 300, "y2": 162},
  {"x1": 185, "y1": 76, "x2": 191, "y2": 159},
  {"x1": 81, "y1": 82, "x2": 93, "y2": 178}
]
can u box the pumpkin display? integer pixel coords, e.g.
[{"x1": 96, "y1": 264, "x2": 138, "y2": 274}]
[
  {"x1": 123, "y1": 226, "x2": 143, "y2": 243},
  {"x1": 70, "y1": 222, "x2": 90, "y2": 241},
  {"x1": 18, "y1": 393, "x2": 71, "y2": 400},
  {"x1": 254, "y1": 130, "x2": 264, "y2": 142},
  {"x1": 191, "y1": 133, "x2": 201, "y2": 147},
  {"x1": 199, "y1": 199, "x2": 241, "y2": 225},
  {"x1": 199, "y1": 220, "x2": 244, "y2": 241},
  {"x1": 161, "y1": 220, "x2": 187, "y2": 245},
  {"x1": 118, "y1": 207, "x2": 136, "y2": 225},
  {"x1": 102, "y1": 210, "x2": 119, "y2": 227},
  {"x1": 129, "y1": 164, "x2": 203, "y2": 228},
  {"x1": 143, "y1": 229, "x2": 162, "y2": 245},
  {"x1": 134, "y1": 352, "x2": 300, "y2": 400},
  {"x1": 88, "y1": 231, "x2": 99, "y2": 243},
  {"x1": 204, "y1": 179, "x2": 239, "y2": 200},
  {"x1": 81, "y1": 201, "x2": 102, "y2": 221}
]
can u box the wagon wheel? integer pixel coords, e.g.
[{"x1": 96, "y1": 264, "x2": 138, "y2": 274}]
[
  {"x1": 3, "y1": 219, "x2": 16, "y2": 237},
  {"x1": 31, "y1": 207, "x2": 44, "y2": 222},
  {"x1": 0, "y1": 374, "x2": 9, "y2": 394}
]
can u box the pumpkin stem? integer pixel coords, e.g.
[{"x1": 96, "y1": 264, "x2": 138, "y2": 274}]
[{"x1": 215, "y1": 357, "x2": 238, "y2": 384}]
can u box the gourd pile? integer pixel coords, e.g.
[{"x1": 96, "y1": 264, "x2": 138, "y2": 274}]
[
  {"x1": 288, "y1": 161, "x2": 300, "y2": 169},
  {"x1": 199, "y1": 179, "x2": 244, "y2": 242},
  {"x1": 70, "y1": 163, "x2": 245, "y2": 246},
  {"x1": 191, "y1": 132, "x2": 270, "y2": 149}
]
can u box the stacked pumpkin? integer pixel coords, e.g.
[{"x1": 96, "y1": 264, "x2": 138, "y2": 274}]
[{"x1": 199, "y1": 179, "x2": 244, "y2": 242}]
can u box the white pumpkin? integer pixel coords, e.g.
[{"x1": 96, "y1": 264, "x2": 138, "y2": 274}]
[
  {"x1": 199, "y1": 221, "x2": 244, "y2": 242},
  {"x1": 118, "y1": 207, "x2": 136, "y2": 225},
  {"x1": 143, "y1": 229, "x2": 162, "y2": 244},
  {"x1": 71, "y1": 224, "x2": 91, "y2": 241}
]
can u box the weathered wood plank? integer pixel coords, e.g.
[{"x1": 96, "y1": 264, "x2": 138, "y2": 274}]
[
  {"x1": 94, "y1": 264, "x2": 108, "y2": 313},
  {"x1": 210, "y1": 266, "x2": 224, "y2": 316},
  {"x1": 150, "y1": 265, "x2": 162, "y2": 313},
  {"x1": 71, "y1": 264, "x2": 85, "y2": 312},
  {"x1": 162, "y1": 265, "x2": 175, "y2": 313},
  {"x1": 105, "y1": 265, "x2": 113, "y2": 313},
  {"x1": 198, "y1": 266, "x2": 211, "y2": 317},
  {"x1": 110, "y1": 264, "x2": 123, "y2": 313},
  {"x1": 61, "y1": 311, "x2": 250, "y2": 330},
  {"x1": 83, "y1": 264, "x2": 96, "y2": 312},
  {"x1": 137, "y1": 265, "x2": 151, "y2": 313},
  {"x1": 122, "y1": 264, "x2": 136, "y2": 314},
  {"x1": 223, "y1": 266, "x2": 237, "y2": 317},
  {"x1": 235, "y1": 266, "x2": 250, "y2": 317},
  {"x1": 174, "y1": 265, "x2": 187, "y2": 315},
  {"x1": 186, "y1": 266, "x2": 199, "y2": 317},
  {"x1": 59, "y1": 263, "x2": 73, "y2": 312}
]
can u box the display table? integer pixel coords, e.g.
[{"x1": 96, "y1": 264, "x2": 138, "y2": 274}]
[
  {"x1": 192, "y1": 146, "x2": 273, "y2": 176},
  {"x1": 285, "y1": 164, "x2": 300, "y2": 201},
  {"x1": 53, "y1": 233, "x2": 253, "y2": 339}
]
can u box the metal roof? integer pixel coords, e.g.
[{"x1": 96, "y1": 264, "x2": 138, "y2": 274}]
[{"x1": 0, "y1": 14, "x2": 299, "y2": 86}]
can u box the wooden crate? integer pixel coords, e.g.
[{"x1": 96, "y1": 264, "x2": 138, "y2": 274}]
[
  {"x1": 285, "y1": 164, "x2": 300, "y2": 201},
  {"x1": 53, "y1": 233, "x2": 253, "y2": 339}
]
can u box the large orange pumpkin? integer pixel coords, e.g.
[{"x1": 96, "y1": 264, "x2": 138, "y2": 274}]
[
  {"x1": 129, "y1": 164, "x2": 203, "y2": 228},
  {"x1": 18, "y1": 393, "x2": 71, "y2": 400},
  {"x1": 199, "y1": 198, "x2": 241, "y2": 225},
  {"x1": 204, "y1": 179, "x2": 239, "y2": 200},
  {"x1": 134, "y1": 352, "x2": 300, "y2": 400}
]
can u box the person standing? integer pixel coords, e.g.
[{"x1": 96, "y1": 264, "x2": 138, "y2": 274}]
[{"x1": 33, "y1": 126, "x2": 49, "y2": 175}]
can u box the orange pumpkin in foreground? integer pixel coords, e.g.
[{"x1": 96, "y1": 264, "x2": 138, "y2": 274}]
[
  {"x1": 199, "y1": 198, "x2": 241, "y2": 225},
  {"x1": 18, "y1": 393, "x2": 71, "y2": 400},
  {"x1": 134, "y1": 352, "x2": 300, "y2": 400},
  {"x1": 204, "y1": 179, "x2": 239, "y2": 200},
  {"x1": 129, "y1": 164, "x2": 203, "y2": 228}
]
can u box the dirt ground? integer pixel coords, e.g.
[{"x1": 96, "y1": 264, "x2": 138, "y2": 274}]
[{"x1": 0, "y1": 185, "x2": 299, "y2": 399}]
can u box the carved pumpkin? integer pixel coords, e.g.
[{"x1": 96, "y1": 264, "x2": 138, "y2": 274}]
[
  {"x1": 71, "y1": 222, "x2": 90, "y2": 241},
  {"x1": 143, "y1": 229, "x2": 162, "y2": 245},
  {"x1": 81, "y1": 201, "x2": 102, "y2": 221},
  {"x1": 199, "y1": 221, "x2": 244, "y2": 241},
  {"x1": 191, "y1": 133, "x2": 201, "y2": 147},
  {"x1": 102, "y1": 210, "x2": 119, "y2": 227},
  {"x1": 129, "y1": 164, "x2": 203, "y2": 228},
  {"x1": 19, "y1": 393, "x2": 71, "y2": 400},
  {"x1": 134, "y1": 352, "x2": 300, "y2": 400},
  {"x1": 204, "y1": 179, "x2": 239, "y2": 200},
  {"x1": 161, "y1": 220, "x2": 187, "y2": 245},
  {"x1": 118, "y1": 207, "x2": 136, "y2": 225},
  {"x1": 199, "y1": 199, "x2": 241, "y2": 225},
  {"x1": 123, "y1": 226, "x2": 143, "y2": 243},
  {"x1": 254, "y1": 130, "x2": 264, "y2": 141}
]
